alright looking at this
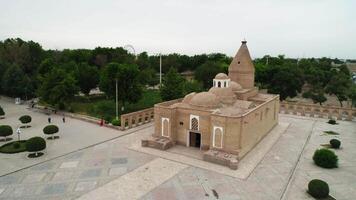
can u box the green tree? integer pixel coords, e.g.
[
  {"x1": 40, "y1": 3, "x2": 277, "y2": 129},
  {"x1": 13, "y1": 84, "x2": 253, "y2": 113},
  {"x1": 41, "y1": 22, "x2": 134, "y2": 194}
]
[
  {"x1": 138, "y1": 68, "x2": 159, "y2": 87},
  {"x1": 195, "y1": 61, "x2": 224, "y2": 89},
  {"x1": 348, "y1": 84, "x2": 356, "y2": 108},
  {"x1": 99, "y1": 62, "x2": 142, "y2": 107},
  {"x1": 266, "y1": 65, "x2": 304, "y2": 101},
  {"x1": 160, "y1": 67, "x2": 185, "y2": 101},
  {"x1": 183, "y1": 80, "x2": 203, "y2": 94},
  {"x1": 1, "y1": 64, "x2": 33, "y2": 99},
  {"x1": 326, "y1": 70, "x2": 352, "y2": 107},
  {"x1": 37, "y1": 68, "x2": 79, "y2": 109},
  {"x1": 77, "y1": 63, "x2": 99, "y2": 95}
]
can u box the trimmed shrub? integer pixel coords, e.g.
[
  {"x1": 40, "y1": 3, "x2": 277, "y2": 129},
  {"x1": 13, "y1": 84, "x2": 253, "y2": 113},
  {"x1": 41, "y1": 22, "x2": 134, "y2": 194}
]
[
  {"x1": 313, "y1": 148, "x2": 338, "y2": 168},
  {"x1": 111, "y1": 119, "x2": 121, "y2": 126},
  {"x1": 0, "y1": 125, "x2": 13, "y2": 140},
  {"x1": 13, "y1": 142, "x2": 21, "y2": 149},
  {"x1": 327, "y1": 119, "x2": 337, "y2": 125},
  {"x1": 0, "y1": 106, "x2": 5, "y2": 116},
  {"x1": 26, "y1": 137, "x2": 46, "y2": 157},
  {"x1": 330, "y1": 139, "x2": 341, "y2": 149},
  {"x1": 308, "y1": 179, "x2": 329, "y2": 198},
  {"x1": 19, "y1": 115, "x2": 32, "y2": 124},
  {"x1": 43, "y1": 125, "x2": 59, "y2": 139}
]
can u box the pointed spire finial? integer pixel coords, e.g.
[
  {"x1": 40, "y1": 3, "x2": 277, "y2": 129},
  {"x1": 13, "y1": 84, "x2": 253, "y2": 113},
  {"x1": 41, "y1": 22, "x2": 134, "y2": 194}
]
[{"x1": 242, "y1": 38, "x2": 247, "y2": 44}]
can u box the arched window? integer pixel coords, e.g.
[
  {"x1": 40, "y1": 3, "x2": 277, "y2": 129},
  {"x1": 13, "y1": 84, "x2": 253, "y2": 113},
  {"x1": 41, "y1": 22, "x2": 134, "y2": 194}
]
[
  {"x1": 191, "y1": 118, "x2": 198, "y2": 131},
  {"x1": 224, "y1": 81, "x2": 227, "y2": 87},
  {"x1": 213, "y1": 127, "x2": 223, "y2": 148},
  {"x1": 218, "y1": 81, "x2": 221, "y2": 88},
  {"x1": 161, "y1": 118, "x2": 169, "y2": 137}
]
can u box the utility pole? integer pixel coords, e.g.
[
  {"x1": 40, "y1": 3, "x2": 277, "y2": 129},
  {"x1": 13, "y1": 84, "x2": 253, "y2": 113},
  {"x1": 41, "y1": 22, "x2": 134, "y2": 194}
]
[
  {"x1": 115, "y1": 79, "x2": 118, "y2": 120},
  {"x1": 159, "y1": 54, "x2": 162, "y2": 88}
]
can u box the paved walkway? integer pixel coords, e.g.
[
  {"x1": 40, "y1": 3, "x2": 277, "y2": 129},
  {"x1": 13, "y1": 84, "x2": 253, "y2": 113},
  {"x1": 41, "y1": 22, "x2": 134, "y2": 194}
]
[{"x1": 0, "y1": 98, "x2": 355, "y2": 200}]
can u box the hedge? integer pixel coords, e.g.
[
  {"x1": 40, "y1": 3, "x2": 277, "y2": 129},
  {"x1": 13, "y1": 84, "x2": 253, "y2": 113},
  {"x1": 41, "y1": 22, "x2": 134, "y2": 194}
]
[{"x1": 26, "y1": 137, "x2": 46, "y2": 157}]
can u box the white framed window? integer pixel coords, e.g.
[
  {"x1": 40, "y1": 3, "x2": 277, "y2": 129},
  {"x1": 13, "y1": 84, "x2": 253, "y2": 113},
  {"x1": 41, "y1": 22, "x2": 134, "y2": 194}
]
[
  {"x1": 213, "y1": 126, "x2": 223, "y2": 148},
  {"x1": 190, "y1": 115, "x2": 199, "y2": 131}
]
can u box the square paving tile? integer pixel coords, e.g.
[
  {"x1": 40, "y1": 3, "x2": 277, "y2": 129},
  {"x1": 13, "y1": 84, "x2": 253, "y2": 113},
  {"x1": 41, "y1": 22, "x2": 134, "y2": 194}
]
[
  {"x1": 60, "y1": 161, "x2": 79, "y2": 169},
  {"x1": 75, "y1": 181, "x2": 97, "y2": 192},
  {"x1": 0, "y1": 175, "x2": 21, "y2": 185},
  {"x1": 109, "y1": 167, "x2": 127, "y2": 176},
  {"x1": 79, "y1": 169, "x2": 102, "y2": 179},
  {"x1": 12, "y1": 185, "x2": 39, "y2": 197},
  {"x1": 52, "y1": 171, "x2": 75, "y2": 181},
  {"x1": 22, "y1": 173, "x2": 46, "y2": 183},
  {"x1": 41, "y1": 183, "x2": 68, "y2": 195},
  {"x1": 31, "y1": 162, "x2": 56, "y2": 171},
  {"x1": 111, "y1": 157, "x2": 128, "y2": 165}
]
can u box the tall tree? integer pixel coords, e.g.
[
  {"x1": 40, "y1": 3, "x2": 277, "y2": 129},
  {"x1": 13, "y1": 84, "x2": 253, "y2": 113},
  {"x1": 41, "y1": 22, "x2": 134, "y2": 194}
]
[
  {"x1": 1, "y1": 64, "x2": 33, "y2": 99},
  {"x1": 99, "y1": 62, "x2": 142, "y2": 107},
  {"x1": 326, "y1": 70, "x2": 352, "y2": 107},
  {"x1": 266, "y1": 65, "x2": 304, "y2": 101},
  {"x1": 77, "y1": 63, "x2": 99, "y2": 95},
  {"x1": 37, "y1": 68, "x2": 79, "y2": 109},
  {"x1": 160, "y1": 67, "x2": 184, "y2": 101},
  {"x1": 195, "y1": 61, "x2": 224, "y2": 89}
]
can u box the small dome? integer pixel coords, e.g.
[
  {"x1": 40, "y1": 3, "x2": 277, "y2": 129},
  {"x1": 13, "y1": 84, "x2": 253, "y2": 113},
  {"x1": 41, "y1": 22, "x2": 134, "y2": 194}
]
[
  {"x1": 229, "y1": 81, "x2": 242, "y2": 91},
  {"x1": 190, "y1": 92, "x2": 219, "y2": 108},
  {"x1": 214, "y1": 73, "x2": 229, "y2": 80},
  {"x1": 182, "y1": 92, "x2": 196, "y2": 104}
]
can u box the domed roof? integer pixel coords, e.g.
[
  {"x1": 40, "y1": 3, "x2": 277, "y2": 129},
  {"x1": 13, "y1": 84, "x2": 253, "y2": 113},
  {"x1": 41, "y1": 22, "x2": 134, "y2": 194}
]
[
  {"x1": 209, "y1": 87, "x2": 236, "y2": 105},
  {"x1": 182, "y1": 92, "x2": 196, "y2": 104},
  {"x1": 214, "y1": 73, "x2": 229, "y2": 80},
  {"x1": 190, "y1": 92, "x2": 219, "y2": 108},
  {"x1": 209, "y1": 87, "x2": 235, "y2": 97},
  {"x1": 229, "y1": 81, "x2": 243, "y2": 91}
]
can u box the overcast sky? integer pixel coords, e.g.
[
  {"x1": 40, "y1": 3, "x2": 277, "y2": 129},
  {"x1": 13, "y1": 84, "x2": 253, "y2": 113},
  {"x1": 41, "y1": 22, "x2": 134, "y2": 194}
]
[{"x1": 0, "y1": 0, "x2": 355, "y2": 58}]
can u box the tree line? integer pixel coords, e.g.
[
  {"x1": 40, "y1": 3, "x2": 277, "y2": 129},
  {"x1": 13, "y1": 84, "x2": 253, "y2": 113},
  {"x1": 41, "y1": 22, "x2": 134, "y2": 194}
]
[{"x1": 0, "y1": 38, "x2": 355, "y2": 108}]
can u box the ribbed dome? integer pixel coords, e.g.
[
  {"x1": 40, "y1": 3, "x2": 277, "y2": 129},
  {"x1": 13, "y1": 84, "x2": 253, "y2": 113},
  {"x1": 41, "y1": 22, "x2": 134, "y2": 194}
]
[
  {"x1": 229, "y1": 81, "x2": 242, "y2": 91},
  {"x1": 215, "y1": 73, "x2": 229, "y2": 80},
  {"x1": 190, "y1": 92, "x2": 219, "y2": 108}
]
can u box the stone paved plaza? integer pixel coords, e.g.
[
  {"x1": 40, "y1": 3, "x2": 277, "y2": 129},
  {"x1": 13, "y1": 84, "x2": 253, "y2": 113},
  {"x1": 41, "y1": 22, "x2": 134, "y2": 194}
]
[{"x1": 0, "y1": 98, "x2": 355, "y2": 200}]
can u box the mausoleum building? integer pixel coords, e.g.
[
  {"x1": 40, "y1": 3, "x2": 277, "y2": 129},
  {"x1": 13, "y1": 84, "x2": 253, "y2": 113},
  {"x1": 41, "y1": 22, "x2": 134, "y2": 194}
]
[{"x1": 142, "y1": 41, "x2": 280, "y2": 169}]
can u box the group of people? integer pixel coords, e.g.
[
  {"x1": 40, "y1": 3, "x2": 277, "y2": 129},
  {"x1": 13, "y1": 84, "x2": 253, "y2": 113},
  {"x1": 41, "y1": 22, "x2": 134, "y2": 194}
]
[{"x1": 47, "y1": 114, "x2": 66, "y2": 124}]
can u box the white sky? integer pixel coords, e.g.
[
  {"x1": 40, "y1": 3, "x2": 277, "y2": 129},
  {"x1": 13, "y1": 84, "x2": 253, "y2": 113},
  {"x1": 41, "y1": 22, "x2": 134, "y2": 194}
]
[{"x1": 0, "y1": 0, "x2": 355, "y2": 58}]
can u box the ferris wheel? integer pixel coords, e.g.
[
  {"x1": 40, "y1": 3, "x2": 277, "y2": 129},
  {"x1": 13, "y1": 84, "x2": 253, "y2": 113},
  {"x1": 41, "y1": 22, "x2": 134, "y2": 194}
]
[{"x1": 124, "y1": 44, "x2": 136, "y2": 56}]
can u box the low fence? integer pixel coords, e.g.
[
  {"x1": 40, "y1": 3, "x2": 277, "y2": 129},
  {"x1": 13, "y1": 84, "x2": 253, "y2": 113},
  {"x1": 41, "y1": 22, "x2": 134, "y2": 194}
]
[
  {"x1": 31, "y1": 105, "x2": 120, "y2": 130},
  {"x1": 120, "y1": 107, "x2": 154, "y2": 130},
  {"x1": 280, "y1": 102, "x2": 356, "y2": 121}
]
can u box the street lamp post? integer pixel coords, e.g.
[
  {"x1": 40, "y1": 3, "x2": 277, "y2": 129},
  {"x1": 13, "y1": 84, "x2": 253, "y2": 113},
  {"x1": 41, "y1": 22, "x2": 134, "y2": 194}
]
[{"x1": 116, "y1": 79, "x2": 118, "y2": 120}]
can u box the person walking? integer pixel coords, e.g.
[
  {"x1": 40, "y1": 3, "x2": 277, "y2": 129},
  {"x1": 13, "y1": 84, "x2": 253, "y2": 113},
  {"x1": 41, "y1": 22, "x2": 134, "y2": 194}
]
[
  {"x1": 62, "y1": 114, "x2": 66, "y2": 123},
  {"x1": 48, "y1": 115, "x2": 51, "y2": 123}
]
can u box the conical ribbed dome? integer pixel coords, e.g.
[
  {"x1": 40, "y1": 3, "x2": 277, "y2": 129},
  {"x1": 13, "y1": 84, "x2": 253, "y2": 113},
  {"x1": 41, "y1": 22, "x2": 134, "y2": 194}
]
[{"x1": 228, "y1": 40, "x2": 255, "y2": 89}]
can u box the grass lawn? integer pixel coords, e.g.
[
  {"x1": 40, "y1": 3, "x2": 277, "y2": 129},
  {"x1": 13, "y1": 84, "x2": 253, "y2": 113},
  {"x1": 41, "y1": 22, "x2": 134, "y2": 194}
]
[
  {"x1": 69, "y1": 89, "x2": 162, "y2": 121},
  {"x1": 0, "y1": 140, "x2": 27, "y2": 154}
]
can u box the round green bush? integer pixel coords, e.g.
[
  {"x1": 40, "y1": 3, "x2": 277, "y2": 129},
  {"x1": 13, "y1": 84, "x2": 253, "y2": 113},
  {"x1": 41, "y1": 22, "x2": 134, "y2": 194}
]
[
  {"x1": 330, "y1": 139, "x2": 341, "y2": 149},
  {"x1": 308, "y1": 179, "x2": 329, "y2": 198},
  {"x1": 43, "y1": 125, "x2": 59, "y2": 135},
  {"x1": 26, "y1": 137, "x2": 46, "y2": 153},
  {"x1": 0, "y1": 125, "x2": 13, "y2": 138},
  {"x1": 313, "y1": 148, "x2": 338, "y2": 168},
  {"x1": 327, "y1": 119, "x2": 337, "y2": 125},
  {"x1": 0, "y1": 106, "x2": 5, "y2": 116},
  {"x1": 19, "y1": 115, "x2": 32, "y2": 124},
  {"x1": 111, "y1": 119, "x2": 121, "y2": 126}
]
